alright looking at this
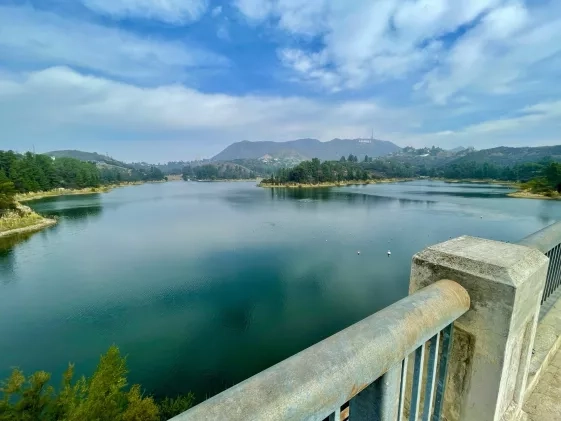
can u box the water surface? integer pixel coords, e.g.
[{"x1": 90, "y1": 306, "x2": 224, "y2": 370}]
[{"x1": 1, "y1": 181, "x2": 559, "y2": 399}]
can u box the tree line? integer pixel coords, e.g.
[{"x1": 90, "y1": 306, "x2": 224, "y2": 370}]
[
  {"x1": 364, "y1": 157, "x2": 553, "y2": 182},
  {"x1": 258, "y1": 155, "x2": 561, "y2": 188},
  {"x1": 182, "y1": 164, "x2": 256, "y2": 181},
  {"x1": 0, "y1": 345, "x2": 193, "y2": 421},
  {"x1": 521, "y1": 162, "x2": 561, "y2": 195},
  {"x1": 0, "y1": 150, "x2": 165, "y2": 213},
  {"x1": 262, "y1": 158, "x2": 369, "y2": 185}
]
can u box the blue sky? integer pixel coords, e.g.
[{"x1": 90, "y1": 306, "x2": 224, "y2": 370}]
[{"x1": 0, "y1": 0, "x2": 560, "y2": 162}]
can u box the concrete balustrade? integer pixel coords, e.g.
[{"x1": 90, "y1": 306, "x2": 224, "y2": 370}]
[
  {"x1": 169, "y1": 228, "x2": 561, "y2": 421},
  {"x1": 410, "y1": 236, "x2": 549, "y2": 421}
]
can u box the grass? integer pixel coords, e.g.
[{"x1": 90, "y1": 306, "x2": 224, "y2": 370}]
[{"x1": 0, "y1": 210, "x2": 47, "y2": 233}]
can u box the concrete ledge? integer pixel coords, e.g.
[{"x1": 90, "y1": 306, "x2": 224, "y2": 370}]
[{"x1": 525, "y1": 291, "x2": 561, "y2": 400}]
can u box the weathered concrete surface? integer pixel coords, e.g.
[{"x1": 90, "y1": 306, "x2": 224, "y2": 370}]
[
  {"x1": 410, "y1": 236, "x2": 549, "y2": 421},
  {"x1": 524, "y1": 348, "x2": 561, "y2": 421},
  {"x1": 526, "y1": 288, "x2": 561, "y2": 400}
]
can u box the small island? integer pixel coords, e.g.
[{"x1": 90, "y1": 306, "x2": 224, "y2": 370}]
[{"x1": 259, "y1": 156, "x2": 373, "y2": 187}]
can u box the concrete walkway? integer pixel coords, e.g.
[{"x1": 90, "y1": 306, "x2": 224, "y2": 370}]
[{"x1": 524, "y1": 348, "x2": 561, "y2": 421}]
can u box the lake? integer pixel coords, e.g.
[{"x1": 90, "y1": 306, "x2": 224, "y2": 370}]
[{"x1": 1, "y1": 180, "x2": 560, "y2": 401}]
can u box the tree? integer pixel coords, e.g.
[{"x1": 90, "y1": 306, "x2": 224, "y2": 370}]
[
  {"x1": 0, "y1": 172, "x2": 16, "y2": 213},
  {"x1": 339, "y1": 156, "x2": 346, "y2": 162},
  {"x1": 0, "y1": 346, "x2": 192, "y2": 421}
]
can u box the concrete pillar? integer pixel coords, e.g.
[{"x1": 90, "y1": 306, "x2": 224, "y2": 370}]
[{"x1": 410, "y1": 236, "x2": 548, "y2": 421}]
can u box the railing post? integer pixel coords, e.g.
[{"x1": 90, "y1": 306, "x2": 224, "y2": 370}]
[
  {"x1": 410, "y1": 236, "x2": 548, "y2": 421},
  {"x1": 349, "y1": 363, "x2": 401, "y2": 420}
]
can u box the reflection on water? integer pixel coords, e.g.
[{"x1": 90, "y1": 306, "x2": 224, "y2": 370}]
[
  {"x1": 0, "y1": 233, "x2": 35, "y2": 281},
  {"x1": 1, "y1": 181, "x2": 561, "y2": 402}
]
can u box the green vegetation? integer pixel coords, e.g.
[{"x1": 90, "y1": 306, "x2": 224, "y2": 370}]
[
  {"x1": 363, "y1": 156, "x2": 551, "y2": 182},
  {"x1": 0, "y1": 210, "x2": 46, "y2": 233},
  {"x1": 182, "y1": 163, "x2": 256, "y2": 181},
  {"x1": 0, "y1": 346, "x2": 193, "y2": 421},
  {"x1": 0, "y1": 150, "x2": 165, "y2": 213},
  {"x1": 0, "y1": 173, "x2": 16, "y2": 213},
  {"x1": 261, "y1": 158, "x2": 370, "y2": 186},
  {"x1": 518, "y1": 162, "x2": 561, "y2": 196}
]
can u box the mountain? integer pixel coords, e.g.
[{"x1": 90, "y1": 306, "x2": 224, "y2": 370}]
[
  {"x1": 450, "y1": 146, "x2": 561, "y2": 166},
  {"x1": 211, "y1": 138, "x2": 401, "y2": 162}
]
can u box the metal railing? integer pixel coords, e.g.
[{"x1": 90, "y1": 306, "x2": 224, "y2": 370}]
[
  {"x1": 518, "y1": 221, "x2": 561, "y2": 305},
  {"x1": 170, "y1": 280, "x2": 469, "y2": 421}
]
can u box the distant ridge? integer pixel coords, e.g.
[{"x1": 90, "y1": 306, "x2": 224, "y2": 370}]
[
  {"x1": 451, "y1": 145, "x2": 561, "y2": 166},
  {"x1": 211, "y1": 138, "x2": 401, "y2": 161}
]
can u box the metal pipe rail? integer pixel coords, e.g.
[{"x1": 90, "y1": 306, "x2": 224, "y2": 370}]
[
  {"x1": 518, "y1": 221, "x2": 561, "y2": 305},
  {"x1": 170, "y1": 280, "x2": 470, "y2": 421}
]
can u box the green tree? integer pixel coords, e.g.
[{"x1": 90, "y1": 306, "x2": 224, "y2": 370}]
[
  {"x1": 157, "y1": 395, "x2": 195, "y2": 421},
  {"x1": 0, "y1": 346, "x2": 176, "y2": 421},
  {"x1": 0, "y1": 172, "x2": 16, "y2": 213}
]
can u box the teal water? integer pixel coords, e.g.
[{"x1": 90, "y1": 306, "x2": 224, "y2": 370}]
[{"x1": 1, "y1": 181, "x2": 560, "y2": 400}]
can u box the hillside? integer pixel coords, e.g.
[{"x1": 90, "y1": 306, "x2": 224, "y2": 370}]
[
  {"x1": 211, "y1": 138, "x2": 401, "y2": 161},
  {"x1": 44, "y1": 150, "x2": 164, "y2": 182},
  {"x1": 450, "y1": 146, "x2": 561, "y2": 166},
  {"x1": 45, "y1": 150, "x2": 128, "y2": 167}
]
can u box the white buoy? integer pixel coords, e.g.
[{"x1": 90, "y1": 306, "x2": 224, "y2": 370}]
[
  {"x1": 357, "y1": 251, "x2": 361, "y2": 255},
  {"x1": 387, "y1": 250, "x2": 391, "y2": 256}
]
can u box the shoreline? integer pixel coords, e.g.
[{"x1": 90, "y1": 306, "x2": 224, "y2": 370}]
[
  {"x1": 429, "y1": 178, "x2": 519, "y2": 187},
  {"x1": 0, "y1": 217, "x2": 57, "y2": 238},
  {"x1": 4, "y1": 181, "x2": 159, "y2": 238},
  {"x1": 187, "y1": 179, "x2": 259, "y2": 183},
  {"x1": 259, "y1": 178, "x2": 413, "y2": 188},
  {"x1": 507, "y1": 190, "x2": 560, "y2": 200},
  {"x1": 14, "y1": 181, "x2": 159, "y2": 203}
]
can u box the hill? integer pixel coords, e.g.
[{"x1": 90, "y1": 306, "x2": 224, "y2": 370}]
[
  {"x1": 45, "y1": 150, "x2": 127, "y2": 166},
  {"x1": 44, "y1": 150, "x2": 164, "y2": 182},
  {"x1": 211, "y1": 138, "x2": 401, "y2": 162},
  {"x1": 449, "y1": 146, "x2": 561, "y2": 166}
]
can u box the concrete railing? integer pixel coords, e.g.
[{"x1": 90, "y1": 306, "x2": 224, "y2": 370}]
[
  {"x1": 171, "y1": 280, "x2": 469, "y2": 421},
  {"x1": 518, "y1": 221, "x2": 561, "y2": 308},
  {"x1": 410, "y1": 236, "x2": 549, "y2": 421},
  {"x1": 170, "y1": 227, "x2": 561, "y2": 421}
]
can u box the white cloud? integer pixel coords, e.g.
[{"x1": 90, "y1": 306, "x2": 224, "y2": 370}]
[
  {"x1": 211, "y1": 6, "x2": 222, "y2": 17},
  {"x1": 235, "y1": 0, "x2": 561, "y2": 105},
  {"x1": 81, "y1": 0, "x2": 208, "y2": 24},
  {"x1": 0, "y1": 5, "x2": 227, "y2": 84},
  {"x1": 1, "y1": 66, "x2": 559, "y2": 160},
  {"x1": 0, "y1": 67, "x2": 414, "y2": 157},
  {"x1": 235, "y1": 0, "x2": 273, "y2": 21}
]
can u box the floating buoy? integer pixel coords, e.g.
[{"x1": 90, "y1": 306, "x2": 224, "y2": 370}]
[
  {"x1": 357, "y1": 251, "x2": 361, "y2": 255},
  {"x1": 387, "y1": 250, "x2": 391, "y2": 256}
]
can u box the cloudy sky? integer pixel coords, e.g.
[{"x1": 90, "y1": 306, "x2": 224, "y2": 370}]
[{"x1": 0, "y1": 0, "x2": 560, "y2": 162}]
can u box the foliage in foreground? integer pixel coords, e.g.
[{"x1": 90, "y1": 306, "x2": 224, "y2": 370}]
[{"x1": 0, "y1": 346, "x2": 194, "y2": 421}]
